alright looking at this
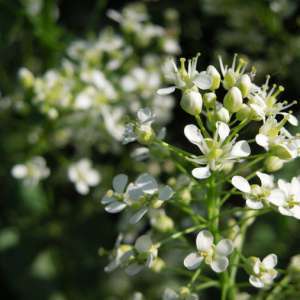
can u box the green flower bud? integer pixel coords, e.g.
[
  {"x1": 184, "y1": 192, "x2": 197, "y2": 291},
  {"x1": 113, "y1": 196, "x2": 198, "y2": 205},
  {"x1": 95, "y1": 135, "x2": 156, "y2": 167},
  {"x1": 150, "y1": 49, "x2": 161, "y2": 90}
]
[
  {"x1": 180, "y1": 90, "x2": 202, "y2": 116},
  {"x1": 207, "y1": 65, "x2": 221, "y2": 90},
  {"x1": 264, "y1": 156, "x2": 284, "y2": 172},
  {"x1": 224, "y1": 87, "x2": 243, "y2": 113},
  {"x1": 236, "y1": 104, "x2": 251, "y2": 121},
  {"x1": 203, "y1": 92, "x2": 216, "y2": 108},
  {"x1": 136, "y1": 125, "x2": 155, "y2": 145},
  {"x1": 237, "y1": 74, "x2": 251, "y2": 97},
  {"x1": 216, "y1": 107, "x2": 230, "y2": 123},
  {"x1": 223, "y1": 69, "x2": 236, "y2": 90},
  {"x1": 151, "y1": 257, "x2": 165, "y2": 273},
  {"x1": 18, "y1": 67, "x2": 34, "y2": 88}
]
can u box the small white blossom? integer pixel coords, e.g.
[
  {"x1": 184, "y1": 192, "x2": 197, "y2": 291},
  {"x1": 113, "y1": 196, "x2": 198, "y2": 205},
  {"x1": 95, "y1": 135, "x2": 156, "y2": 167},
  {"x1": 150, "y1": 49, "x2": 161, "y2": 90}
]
[
  {"x1": 68, "y1": 159, "x2": 100, "y2": 195},
  {"x1": 184, "y1": 122, "x2": 250, "y2": 179},
  {"x1": 231, "y1": 172, "x2": 275, "y2": 209},
  {"x1": 183, "y1": 230, "x2": 233, "y2": 273},
  {"x1": 127, "y1": 173, "x2": 173, "y2": 224},
  {"x1": 268, "y1": 177, "x2": 300, "y2": 219},
  {"x1": 11, "y1": 156, "x2": 50, "y2": 185},
  {"x1": 101, "y1": 174, "x2": 129, "y2": 213},
  {"x1": 249, "y1": 254, "x2": 278, "y2": 288}
]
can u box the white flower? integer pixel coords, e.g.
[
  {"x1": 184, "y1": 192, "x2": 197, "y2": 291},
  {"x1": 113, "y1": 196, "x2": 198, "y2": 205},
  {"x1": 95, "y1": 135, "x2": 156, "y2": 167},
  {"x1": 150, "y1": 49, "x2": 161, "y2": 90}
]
[
  {"x1": 124, "y1": 235, "x2": 158, "y2": 276},
  {"x1": 249, "y1": 254, "x2": 278, "y2": 288},
  {"x1": 268, "y1": 177, "x2": 300, "y2": 219},
  {"x1": 68, "y1": 159, "x2": 100, "y2": 195},
  {"x1": 101, "y1": 174, "x2": 129, "y2": 213},
  {"x1": 231, "y1": 172, "x2": 274, "y2": 209},
  {"x1": 123, "y1": 108, "x2": 156, "y2": 145},
  {"x1": 184, "y1": 122, "x2": 250, "y2": 179},
  {"x1": 183, "y1": 230, "x2": 233, "y2": 273},
  {"x1": 255, "y1": 117, "x2": 298, "y2": 160},
  {"x1": 163, "y1": 287, "x2": 198, "y2": 300},
  {"x1": 11, "y1": 156, "x2": 50, "y2": 185},
  {"x1": 157, "y1": 54, "x2": 212, "y2": 96},
  {"x1": 127, "y1": 173, "x2": 173, "y2": 224}
]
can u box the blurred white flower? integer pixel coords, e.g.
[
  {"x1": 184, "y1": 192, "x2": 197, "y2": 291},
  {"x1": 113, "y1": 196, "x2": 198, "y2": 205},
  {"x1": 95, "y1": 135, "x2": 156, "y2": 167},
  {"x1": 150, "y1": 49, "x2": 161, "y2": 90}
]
[
  {"x1": 68, "y1": 159, "x2": 100, "y2": 194},
  {"x1": 184, "y1": 230, "x2": 233, "y2": 273},
  {"x1": 11, "y1": 156, "x2": 50, "y2": 185},
  {"x1": 163, "y1": 287, "x2": 198, "y2": 300}
]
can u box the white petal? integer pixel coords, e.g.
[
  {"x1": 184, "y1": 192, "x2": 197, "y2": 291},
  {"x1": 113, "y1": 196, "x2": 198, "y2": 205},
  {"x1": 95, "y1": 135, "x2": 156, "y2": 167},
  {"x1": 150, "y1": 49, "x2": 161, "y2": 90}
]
[
  {"x1": 11, "y1": 165, "x2": 27, "y2": 178},
  {"x1": 262, "y1": 254, "x2": 277, "y2": 270},
  {"x1": 278, "y1": 206, "x2": 293, "y2": 216},
  {"x1": 87, "y1": 170, "x2": 100, "y2": 186},
  {"x1": 135, "y1": 235, "x2": 152, "y2": 253},
  {"x1": 256, "y1": 134, "x2": 269, "y2": 149},
  {"x1": 137, "y1": 108, "x2": 155, "y2": 124},
  {"x1": 101, "y1": 195, "x2": 115, "y2": 204},
  {"x1": 76, "y1": 182, "x2": 89, "y2": 195},
  {"x1": 216, "y1": 121, "x2": 230, "y2": 142},
  {"x1": 246, "y1": 199, "x2": 264, "y2": 210},
  {"x1": 196, "y1": 230, "x2": 214, "y2": 252},
  {"x1": 291, "y1": 206, "x2": 300, "y2": 219},
  {"x1": 192, "y1": 166, "x2": 211, "y2": 179},
  {"x1": 157, "y1": 86, "x2": 176, "y2": 95},
  {"x1": 158, "y1": 185, "x2": 174, "y2": 201},
  {"x1": 183, "y1": 252, "x2": 203, "y2": 270},
  {"x1": 249, "y1": 275, "x2": 264, "y2": 288},
  {"x1": 193, "y1": 73, "x2": 211, "y2": 90},
  {"x1": 287, "y1": 114, "x2": 298, "y2": 126},
  {"x1": 211, "y1": 256, "x2": 229, "y2": 273},
  {"x1": 125, "y1": 263, "x2": 144, "y2": 276},
  {"x1": 184, "y1": 124, "x2": 204, "y2": 145},
  {"x1": 231, "y1": 141, "x2": 251, "y2": 157},
  {"x1": 113, "y1": 174, "x2": 128, "y2": 193},
  {"x1": 268, "y1": 189, "x2": 285, "y2": 206},
  {"x1": 231, "y1": 176, "x2": 251, "y2": 193},
  {"x1": 130, "y1": 207, "x2": 148, "y2": 224},
  {"x1": 256, "y1": 172, "x2": 273, "y2": 188},
  {"x1": 135, "y1": 173, "x2": 158, "y2": 194},
  {"x1": 216, "y1": 239, "x2": 234, "y2": 256},
  {"x1": 105, "y1": 201, "x2": 127, "y2": 213}
]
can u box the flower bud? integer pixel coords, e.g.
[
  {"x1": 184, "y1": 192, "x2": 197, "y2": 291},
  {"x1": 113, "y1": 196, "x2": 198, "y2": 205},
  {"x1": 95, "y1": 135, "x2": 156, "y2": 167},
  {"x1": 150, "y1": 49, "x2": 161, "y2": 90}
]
[
  {"x1": 203, "y1": 92, "x2": 216, "y2": 108},
  {"x1": 271, "y1": 144, "x2": 295, "y2": 160},
  {"x1": 237, "y1": 74, "x2": 251, "y2": 97},
  {"x1": 264, "y1": 156, "x2": 284, "y2": 172},
  {"x1": 151, "y1": 257, "x2": 165, "y2": 273},
  {"x1": 224, "y1": 87, "x2": 243, "y2": 113},
  {"x1": 236, "y1": 104, "x2": 251, "y2": 121},
  {"x1": 18, "y1": 67, "x2": 34, "y2": 88},
  {"x1": 136, "y1": 125, "x2": 155, "y2": 145},
  {"x1": 289, "y1": 255, "x2": 300, "y2": 273},
  {"x1": 180, "y1": 90, "x2": 202, "y2": 116},
  {"x1": 207, "y1": 65, "x2": 221, "y2": 90},
  {"x1": 223, "y1": 69, "x2": 236, "y2": 90},
  {"x1": 216, "y1": 107, "x2": 230, "y2": 123}
]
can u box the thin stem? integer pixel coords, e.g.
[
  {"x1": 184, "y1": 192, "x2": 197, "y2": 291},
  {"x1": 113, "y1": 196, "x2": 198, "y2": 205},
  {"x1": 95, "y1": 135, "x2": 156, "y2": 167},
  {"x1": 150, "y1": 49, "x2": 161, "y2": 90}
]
[
  {"x1": 195, "y1": 114, "x2": 210, "y2": 138},
  {"x1": 195, "y1": 281, "x2": 219, "y2": 291}
]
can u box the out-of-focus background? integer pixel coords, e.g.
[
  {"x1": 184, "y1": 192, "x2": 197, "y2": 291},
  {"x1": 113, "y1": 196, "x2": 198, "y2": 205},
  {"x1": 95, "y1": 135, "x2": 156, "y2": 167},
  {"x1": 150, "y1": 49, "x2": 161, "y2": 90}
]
[{"x1": 1, "y1": 0, "x2": 300, "y2": 299}]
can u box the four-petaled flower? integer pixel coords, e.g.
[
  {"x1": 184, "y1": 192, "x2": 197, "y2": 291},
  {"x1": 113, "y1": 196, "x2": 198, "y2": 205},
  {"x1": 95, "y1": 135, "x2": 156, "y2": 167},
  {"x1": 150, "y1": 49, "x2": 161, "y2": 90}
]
[
  {"x1": 184, "y1": 122, "x2": 250, "y2": 179},
  {"x1": 232, "y1": 172, "x2": 275, "y2": 209},
  {"x1": 183, "y1": 230, "x2": 233, "y2": 273},
  {"x1": 249, "y1": 254, "x2": 278, "y2": 288}
]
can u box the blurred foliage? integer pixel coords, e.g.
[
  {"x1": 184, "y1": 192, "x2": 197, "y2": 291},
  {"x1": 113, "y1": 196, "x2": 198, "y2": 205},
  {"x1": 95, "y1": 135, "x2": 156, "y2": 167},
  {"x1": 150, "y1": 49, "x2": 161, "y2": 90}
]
[{"x1": 1, "y1": 0, "x2": 300, "y2": 299}]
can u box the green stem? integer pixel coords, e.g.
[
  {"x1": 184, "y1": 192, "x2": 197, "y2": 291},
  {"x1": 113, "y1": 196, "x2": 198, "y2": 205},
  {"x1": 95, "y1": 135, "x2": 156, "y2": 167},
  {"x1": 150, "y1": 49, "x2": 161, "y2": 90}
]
[
  {"x1": 265, "y1": 274, "x2": 291, "y2": 300},
  {"x1": 195, "y1": 114, "x2": 210, "y2": 138}
]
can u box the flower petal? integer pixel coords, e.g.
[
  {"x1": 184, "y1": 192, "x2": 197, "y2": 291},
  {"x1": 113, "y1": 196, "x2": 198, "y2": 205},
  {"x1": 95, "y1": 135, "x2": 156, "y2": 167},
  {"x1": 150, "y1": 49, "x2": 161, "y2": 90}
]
[
  {"x1": 216, "y1": 121, "x2": 230, "y2": 142},
  {"x1": 183, "y1": 252, "x2": 203, "y2": 270},
  {"x1": 231, "y1": 176, "x2": 251, "y2": 193},
  {"x1": 184, "y1": 124, "x2": 204, "y2": 145},
  {"x1": 113, "y1": 174, "x2": 128, "y2": 193},
  {"x1": 105, "y1": 201, "x2": 127, "y2": 213},
  {"x1": 135, "y1": 235, "x2": 152, "y2": 253},
  {"x1": 157, "y1": 86, "x2": 176, "y2": 95},
  {"x1": 249, "y1": 275, "x2": 264, "y2": 288},
  {"x1": 130, "y1": 207, "x2": 148, "y2": 224},
  {"x1": 256, "y1": 172, "x2": 273, "y2": 188},
  {"x1": 211, "y1": 256, "x2": 229, "y2": 273},
  {"x1": 158, "y1": 185, "x2": 174, "y2": 201},
  {"x1": 125, "y1": 263, "x2": 144, "y2": 276},
  {"x1": 262, "y1": 254, "x2": 277, "y2": 270},
  {"x1": 196, "y1": 230, "x2": 214, "y2": 251},
  {"x1": 192, "y1": 166, "x2": 211, "y2": 179},
  {"x1": 193, "y1": 73, "x2": 211, "y2": 90},
  {"x1": 256, "y1": 134, "x2": 269, "y2": 149},
  {"x1": 216, "y1": 239, "x2": 234, "y2": 256},
  {"x1": 268, "y1": 189, "x2": 285, "y2": 206},
  {"x1": 231, "y1": 141, "x2": 251, "y2": 157},
  {"x1": 246, "y1": 199, "x2": 264, "y2": 210},
  {"x1": 163, "y1": 288, "x2": 179, "y2": 300}
]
